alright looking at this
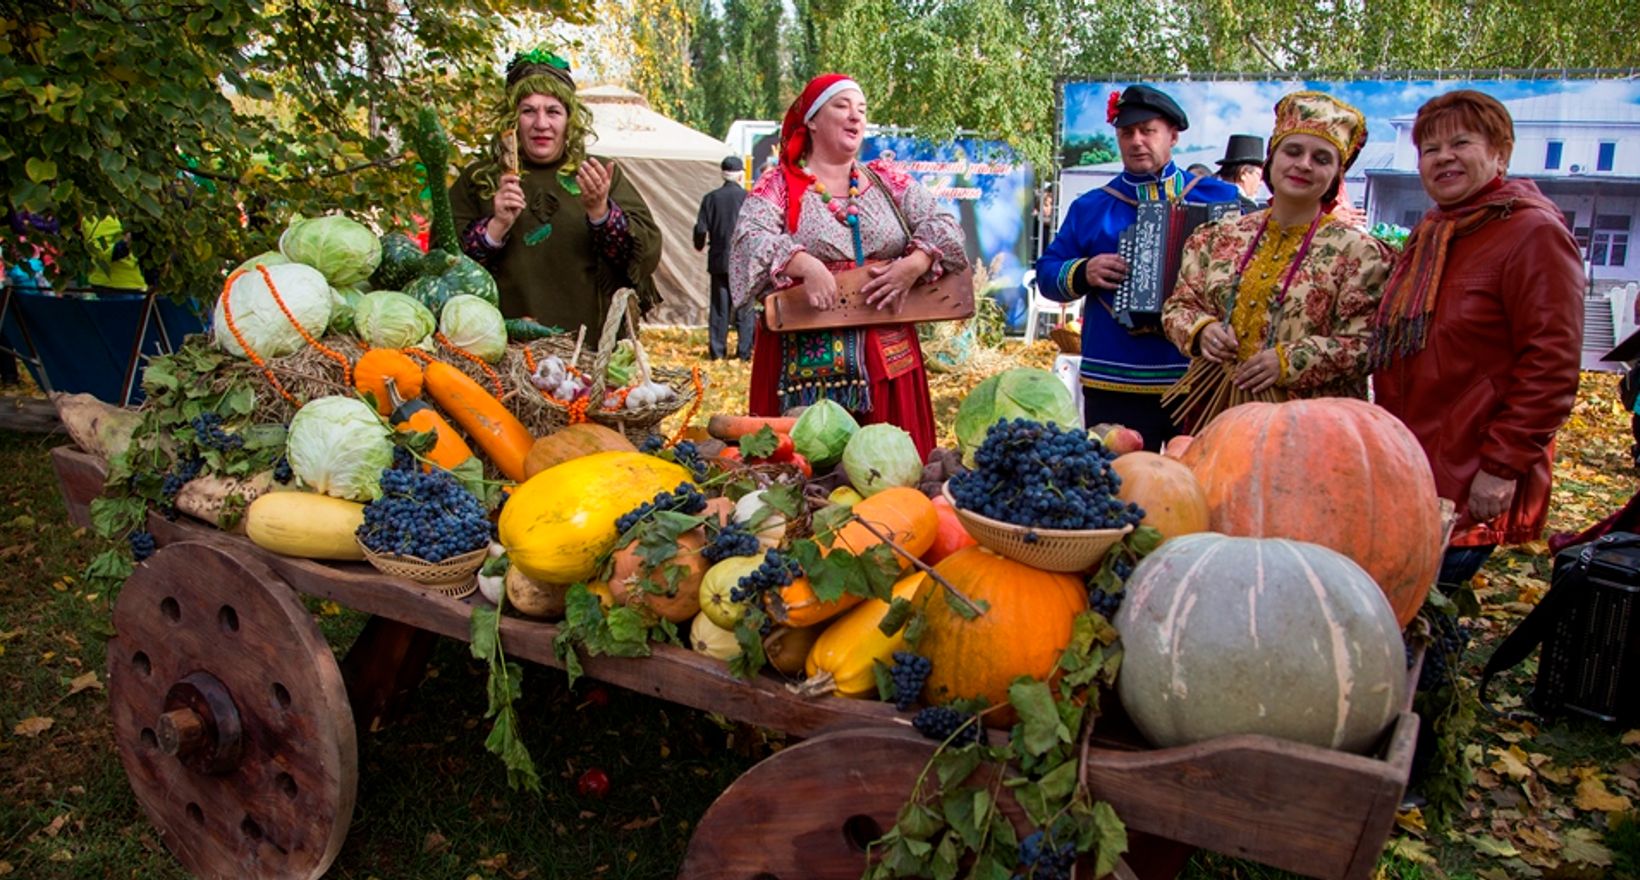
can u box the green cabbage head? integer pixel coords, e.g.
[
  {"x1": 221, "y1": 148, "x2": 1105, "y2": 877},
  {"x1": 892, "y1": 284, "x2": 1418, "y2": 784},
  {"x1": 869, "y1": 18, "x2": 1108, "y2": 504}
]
[
  {"x1": 791, "y1": 399, "x2": 859, "y2": 468},
  {"x1": 279, "y1": 214, "x2": 382, "y2": 288},
  {"x1": 954, "y1": 368, "x2": 1079, "y2": 466},
  {"x1": 355, "y1": 291, "x2": 435, "y2": 349},
  {"x1": 286, "y1": 396, "x2": 395, "y2": 501},
  {"x1": 212, "y1": 262, "x2": 332, "y2": 359},
  {"x1": 438, "y1": 295, "x2": 507, "y2": 363},
  {"x1": 841, "y1": 423, "x2": 922, "y2": 497}
]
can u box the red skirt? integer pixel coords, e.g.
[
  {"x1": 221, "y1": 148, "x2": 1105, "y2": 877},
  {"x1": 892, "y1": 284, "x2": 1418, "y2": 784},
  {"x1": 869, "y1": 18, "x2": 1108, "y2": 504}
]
[{"x1": 747, "y1": 323, "x2": 936, "y2": 463}]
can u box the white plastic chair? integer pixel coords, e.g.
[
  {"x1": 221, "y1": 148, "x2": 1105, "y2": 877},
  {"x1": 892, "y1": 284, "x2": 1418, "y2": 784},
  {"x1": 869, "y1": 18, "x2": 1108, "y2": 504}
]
[{"x1": 1020, "y1": 269, "x2": 1084, "y2": 343}]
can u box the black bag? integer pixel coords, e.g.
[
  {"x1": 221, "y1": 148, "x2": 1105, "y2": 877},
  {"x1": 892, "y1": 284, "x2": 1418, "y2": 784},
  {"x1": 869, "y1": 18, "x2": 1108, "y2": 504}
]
[{"x1": 1479, "y1": 532, "x2": 1640, "y2": 724}]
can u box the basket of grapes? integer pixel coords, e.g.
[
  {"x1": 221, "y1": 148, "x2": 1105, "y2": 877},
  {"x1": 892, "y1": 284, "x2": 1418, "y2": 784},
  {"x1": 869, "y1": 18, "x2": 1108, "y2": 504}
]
[
  {"x1": 943, "y1": 419, "x2": 1141, "y2": 573},
  {"x1": 354, "y1": 458, "x2": 495, "y2": 596}
]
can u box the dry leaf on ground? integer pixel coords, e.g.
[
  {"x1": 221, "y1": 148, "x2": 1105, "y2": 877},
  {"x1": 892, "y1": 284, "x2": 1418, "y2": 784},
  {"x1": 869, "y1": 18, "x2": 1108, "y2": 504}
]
[{"x1": 13, "y1": 715, "x2": 52, "y2": 737}]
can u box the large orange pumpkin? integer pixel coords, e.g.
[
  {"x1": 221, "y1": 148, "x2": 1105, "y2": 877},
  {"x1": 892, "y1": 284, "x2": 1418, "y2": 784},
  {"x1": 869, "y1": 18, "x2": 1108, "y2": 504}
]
[
  {"x1": 917, "y1": 547, "x2": 1087, "y2": 727},
  {"x1": 523, "y1": 423, "x2": 636, "y2": 478},
  {"x1": 1111, "y1": 452, "x2": 1208, "y2": 545},
  {"x1": 1179, "y1": 398, "x2": 1441, "y2": 627}
]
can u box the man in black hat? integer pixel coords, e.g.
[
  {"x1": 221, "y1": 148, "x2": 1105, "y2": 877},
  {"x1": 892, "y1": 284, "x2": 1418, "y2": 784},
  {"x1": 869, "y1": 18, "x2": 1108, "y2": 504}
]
[
  {"x1": 694, "y1": 155, "x2": 752, "y2": 360},
  {"x1": 1215, "y1": 133, "x2": 1265, "y2": 213},
  {"x1": 1035, "y1": 84, "x2": 1240, "y2": 449}
]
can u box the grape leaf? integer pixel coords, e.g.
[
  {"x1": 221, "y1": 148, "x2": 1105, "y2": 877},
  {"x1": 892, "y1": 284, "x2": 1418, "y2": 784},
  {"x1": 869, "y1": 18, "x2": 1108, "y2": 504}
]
[
  {"x1": 1010, "y1": 679, "x2": 1070, "y2": 757},
  {"x1": 739, "y1": 425, "x2": 778, "y2": 460},
  {"x1": 877, "y1": 596, "x2": 915, "y2": 637}
]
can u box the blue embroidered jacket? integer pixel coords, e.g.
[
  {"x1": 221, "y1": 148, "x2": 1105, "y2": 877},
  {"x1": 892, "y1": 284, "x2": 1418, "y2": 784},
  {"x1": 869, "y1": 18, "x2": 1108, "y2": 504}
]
[{"x1": 1036, "y1": 163, "x2": 1241, "y2": 393}]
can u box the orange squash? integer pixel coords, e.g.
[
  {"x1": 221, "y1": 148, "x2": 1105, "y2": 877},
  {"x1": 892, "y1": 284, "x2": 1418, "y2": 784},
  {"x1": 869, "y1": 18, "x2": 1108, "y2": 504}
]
[
  {"x1": 353, "y1": 349, "x2": 424, "y2": 415},
  {"x1": 423, "y1": 361, "x2": 534, "y2": 481},
  {"x1": 923, "y1": 494, "x2": 977, "y2": 564},
  {"x1": 523, "y1": 423, "x2": 635, "y2": 478},
  {"x1": 1111, "y1": 452, "x2": 1209, "y2": 545},
  {"x1": 1179, "y1": 398, "x2": 1442, "y2": 627},
  {"x1": 917, "y1": 547, "x2": 1087, "y2": 727},
  {"x1": 767, "y1": 486, "x2": 938, "y2": 628},
  {"x1": 608, "y1": 526, "x2": 708, "y2": 623}
]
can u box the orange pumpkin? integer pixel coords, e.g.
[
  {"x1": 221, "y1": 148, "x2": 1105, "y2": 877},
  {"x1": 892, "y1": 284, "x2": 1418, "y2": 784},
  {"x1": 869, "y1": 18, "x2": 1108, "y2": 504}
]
[
  {"x1": 523, "y1": 423, "x2": 636, "y2": 478},
  {"x1": 608, "y1": 527, "x2": 707, "y2": 623},
  {"x1": 353, "y1": 349, "x2": 424, "y2": 415},
  {"x1": 923, "y1": 494, "x2": 978, "y2": 564},
  {"x1": 1111, "y1": 452, "x2": 1209, "y2": 545},
  {"x1": 917, "y1": 547, "x2": 1087, "y2": 727},
  {"x1": 1160, "y1": 434, "x2": 1194, "y2": 460},
  {"x1": 1179, "y1": 398, "x2": 1442, "y2": 627}
]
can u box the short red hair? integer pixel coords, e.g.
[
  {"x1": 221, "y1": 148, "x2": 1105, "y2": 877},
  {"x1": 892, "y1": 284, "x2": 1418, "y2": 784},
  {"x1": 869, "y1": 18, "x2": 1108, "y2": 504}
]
[{"x1": 1412, "y1": 90, "x2": 1515, "y2": 164}]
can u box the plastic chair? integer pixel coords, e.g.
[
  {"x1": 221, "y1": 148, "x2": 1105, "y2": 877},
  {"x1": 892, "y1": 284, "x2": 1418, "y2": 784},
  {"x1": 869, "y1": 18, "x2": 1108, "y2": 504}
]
[{"x1": 1020, "y1": 270, "x2": 1083, "y2": 343}]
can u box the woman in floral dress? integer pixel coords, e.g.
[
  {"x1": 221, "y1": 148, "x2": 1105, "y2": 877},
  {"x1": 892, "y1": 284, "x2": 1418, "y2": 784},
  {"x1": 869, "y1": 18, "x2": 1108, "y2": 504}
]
[
  {"x1": 1161, "y1": 91, "x2": 1391, "y2": 431},
  {"x1": 729, "y1": 74, "x2": 968, "y2": 461}
]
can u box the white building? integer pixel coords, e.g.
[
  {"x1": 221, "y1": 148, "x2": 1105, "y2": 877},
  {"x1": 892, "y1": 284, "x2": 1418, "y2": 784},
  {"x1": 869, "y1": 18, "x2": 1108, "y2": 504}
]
[{"x1": 1366, "y1": 93, "x2": 1640, "y2": 293}]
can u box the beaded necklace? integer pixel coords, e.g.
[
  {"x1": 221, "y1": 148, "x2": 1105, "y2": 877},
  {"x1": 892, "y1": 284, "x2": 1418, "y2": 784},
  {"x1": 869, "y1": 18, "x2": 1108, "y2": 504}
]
[
  {"x1": 1223, "y1": 209, "x2": 1326, "y2": 348},
  {"x1": 812, "y1": 164, "x2": 866, "y2": 266}
]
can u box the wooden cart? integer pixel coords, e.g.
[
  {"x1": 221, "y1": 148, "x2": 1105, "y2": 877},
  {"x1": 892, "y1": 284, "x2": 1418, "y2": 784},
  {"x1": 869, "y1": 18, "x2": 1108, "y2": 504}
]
[{"x1": 53, "y1": 446, "x2": 1419, "y2": 880}]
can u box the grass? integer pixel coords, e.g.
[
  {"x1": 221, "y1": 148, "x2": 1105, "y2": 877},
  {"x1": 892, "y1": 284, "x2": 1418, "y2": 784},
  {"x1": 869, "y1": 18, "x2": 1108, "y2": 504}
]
[{"x1": 2, "y1": 331, "x2": 1638, "y2": 879}]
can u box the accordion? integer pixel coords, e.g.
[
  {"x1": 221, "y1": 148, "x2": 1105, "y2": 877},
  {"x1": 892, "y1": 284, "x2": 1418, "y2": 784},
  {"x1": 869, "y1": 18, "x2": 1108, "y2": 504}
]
[{"x1": 1111, "y1": 200, "x2": 1239, "y2": 329}]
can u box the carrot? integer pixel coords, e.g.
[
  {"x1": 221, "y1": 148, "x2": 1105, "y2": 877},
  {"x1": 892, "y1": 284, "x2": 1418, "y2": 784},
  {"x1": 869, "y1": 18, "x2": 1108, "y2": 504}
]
[
  {"x1": 422, "y1": 361, "x2": 533, "y2": 481},
  {"x1": 707, "y1": 414, "x2": 798, "y2": 441}
]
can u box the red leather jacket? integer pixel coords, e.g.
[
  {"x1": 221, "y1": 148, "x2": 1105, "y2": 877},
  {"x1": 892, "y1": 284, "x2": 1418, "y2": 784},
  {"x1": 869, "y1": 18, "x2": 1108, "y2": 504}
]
[{"x1": 1373, "y1": 178, "x2": 1584, "y2": 545}]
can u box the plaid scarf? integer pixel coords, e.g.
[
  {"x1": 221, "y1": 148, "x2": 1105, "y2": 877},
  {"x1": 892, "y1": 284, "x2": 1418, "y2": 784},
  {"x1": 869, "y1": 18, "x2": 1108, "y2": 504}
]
[{"x1": 1371, "y1": 178, "x2": 1557, "y2": 366}]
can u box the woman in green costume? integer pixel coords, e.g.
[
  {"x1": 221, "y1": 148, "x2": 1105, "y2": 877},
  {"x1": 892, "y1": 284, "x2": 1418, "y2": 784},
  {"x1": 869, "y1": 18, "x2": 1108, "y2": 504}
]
[{"x1": 451, "y1": 50, "x2": 663, "y2": 333}]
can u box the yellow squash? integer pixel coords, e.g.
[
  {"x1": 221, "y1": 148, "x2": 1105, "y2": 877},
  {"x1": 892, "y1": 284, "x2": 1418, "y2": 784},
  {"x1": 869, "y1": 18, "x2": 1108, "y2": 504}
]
[
  {"x1": 803, "y1": 571, "x2": 928, "y2": 698},
  {"x1": 245, "y1": 491, "x2": 367, "y2": 560},
  {"x1": 498, "y1": 451, "x2": 693, "y2": 584}
]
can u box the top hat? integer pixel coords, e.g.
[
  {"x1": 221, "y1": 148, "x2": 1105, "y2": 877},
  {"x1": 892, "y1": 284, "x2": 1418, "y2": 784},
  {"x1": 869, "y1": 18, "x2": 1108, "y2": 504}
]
[
  {"x1": 1217, "y1": 134, "x2": 1265, "y2": 168},
  {"x1": 1108, "y1": 85, "x2": 1189, "y2": 131}
]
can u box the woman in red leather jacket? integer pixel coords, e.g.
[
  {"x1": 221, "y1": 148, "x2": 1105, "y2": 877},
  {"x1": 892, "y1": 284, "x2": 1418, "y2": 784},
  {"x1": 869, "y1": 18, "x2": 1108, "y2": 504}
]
[{"x1": 1372, "y1": 90, "x2": 1585, "y2": 586}]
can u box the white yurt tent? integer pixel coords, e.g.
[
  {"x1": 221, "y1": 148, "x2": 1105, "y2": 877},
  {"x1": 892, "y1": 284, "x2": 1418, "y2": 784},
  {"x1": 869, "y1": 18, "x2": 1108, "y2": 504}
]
[{"x1": 581, "y1": 85, "x2": 735, "y2": 326}]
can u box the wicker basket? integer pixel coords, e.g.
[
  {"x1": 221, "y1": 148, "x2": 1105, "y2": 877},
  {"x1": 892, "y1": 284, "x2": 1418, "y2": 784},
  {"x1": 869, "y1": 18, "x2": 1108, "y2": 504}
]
[
  {"x1": 507, "y1": 288, "x2": 699, "y2": 444},
  {"x1": 357, "y1": 541, "x2": 487, "y2": 598},
  {"x1": 942, "y1": 483, "x2": 1130, "y2": 573},
  {"x1": 1048, "y1": 325, "x2": 1082, "y2": 355}
]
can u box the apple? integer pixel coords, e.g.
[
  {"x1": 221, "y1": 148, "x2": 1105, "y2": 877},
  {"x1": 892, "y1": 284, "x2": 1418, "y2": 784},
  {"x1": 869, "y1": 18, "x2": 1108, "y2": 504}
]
[
  {"x1": 699, "y1": 553, "x2": 765, "y2": 629},
  {"x1": 828, "y1": 486, "x2": 865, "y2": 508},
  {"x1": 1100, "y1": 425, "x2": 1145, "y2": 456}
]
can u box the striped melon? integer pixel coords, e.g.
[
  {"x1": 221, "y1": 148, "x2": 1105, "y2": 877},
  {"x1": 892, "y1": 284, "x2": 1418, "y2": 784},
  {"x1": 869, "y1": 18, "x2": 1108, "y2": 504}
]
[{"x1": 1114, "y1": 533, "x2": 1406, "y2": 753}]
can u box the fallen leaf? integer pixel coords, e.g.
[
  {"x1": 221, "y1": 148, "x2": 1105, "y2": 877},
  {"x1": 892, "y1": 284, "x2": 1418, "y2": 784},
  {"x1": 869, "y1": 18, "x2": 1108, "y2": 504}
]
[
  {"x1": 1515, "y1": 823, "x2": 1560, "y2": 852},
  {"x1": 1386, "y1": 836, "x2": 1436, "y2": 865},
  {"x1": 1470, "y1": 834, "x2": 1521, "y2": 858},
  {"x1": 67, "y1": 671, "x2": 101, "y2": 696},
  {"x1": 477, "y1": 854, "x2": 509, "y2": 871},
  {"x1": 1574, "y1": 775, "x2": 1633, "y2": 812},
  {"x1": 39, "y1": 813, "x2": 69, "y2": 838},
  {"x1": 1538, "y1": 763, "x2": 1572, "y2": 786},
  {"x1": 1395, "y1": 806, "x2": 1426, "y2": 835},
  {"x1": 1562, "y1": 827, "x2": 1614, "y2": 866},
  {"x1": 47, "y1": 850, "x2": 71, "y2": 863},
  {"x1": 423, "y1": 831, "x2": 448, "y2": 854},
  {"x1": 13, "y1": 715, "x2": 52, "y2": 737},
  {"x1": 7, "y1": 515, "x2": 35, "y2": 528},
  {"x1": 0, "y1": 859, "x2": 12, "y2": 875},
  {"x1": 1622, "y1": 729, "x2": 1640, "y2": 746},
  {"x1": 319, "y1": 600, "x2": 342, "y2": 617},
  {"x1": 1490, "y1": 745, "x2": 1533, "y2": 782},
  {"x1": 620, "y1": 816, "x2": 660, "y2": 831},
  {"x1": 0, "y1": 629, "x2": 20, "y2": 643}
]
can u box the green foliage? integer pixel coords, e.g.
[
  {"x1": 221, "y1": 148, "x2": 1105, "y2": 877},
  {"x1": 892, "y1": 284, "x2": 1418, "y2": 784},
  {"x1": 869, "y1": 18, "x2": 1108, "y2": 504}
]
[
  {"x1": 0, "y1": 0, "x2": 592, "y2": 306},
  {"x1": 470, "y1": 599, "x2": 542, "y2": 792}
]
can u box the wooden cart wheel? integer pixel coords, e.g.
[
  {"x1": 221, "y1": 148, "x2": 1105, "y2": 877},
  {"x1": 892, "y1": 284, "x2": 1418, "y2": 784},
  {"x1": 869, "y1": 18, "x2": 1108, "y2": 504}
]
[
  {"x1": 679, "y1": 726, "x2": 1141, "y2": 880},
  {"x1": 108, "y1": 539, "x2": 358, "y2": 880}
]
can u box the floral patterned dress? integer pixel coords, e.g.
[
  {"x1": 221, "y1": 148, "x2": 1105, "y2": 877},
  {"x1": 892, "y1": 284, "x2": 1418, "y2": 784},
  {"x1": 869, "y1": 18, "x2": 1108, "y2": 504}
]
[
  {"x1": 729, "y1": 157, "x2": 968, "y2": 459},
  {"x1": 1162, "y1": 210, "x2": 1391, "y2": 399}
]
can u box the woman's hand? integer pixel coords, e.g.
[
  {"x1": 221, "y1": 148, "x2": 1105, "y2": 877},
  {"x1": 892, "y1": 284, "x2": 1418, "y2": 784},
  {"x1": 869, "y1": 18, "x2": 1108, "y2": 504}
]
[
  {"x1": 1232, "y1": 348, "x2": 1281, "y2": 393},
  {"x1": 862, "y1": 252, "x2": 933, "y2": 313},
  {"x1": 1467, "y1": 470, "x2": 1517, "y2": 522},
  {"x1": 788, "y1": 253, "x2": 837, "y2": 310},
  {"x1": 1197, "y1": 321, "x2": 1238, "y2": 364},
  {"x1": 490, "y1": 174, "x2": 526, "y2": 240},
  {"x1": 577, "y1": 157, "x2": 614, "y2": 223}
]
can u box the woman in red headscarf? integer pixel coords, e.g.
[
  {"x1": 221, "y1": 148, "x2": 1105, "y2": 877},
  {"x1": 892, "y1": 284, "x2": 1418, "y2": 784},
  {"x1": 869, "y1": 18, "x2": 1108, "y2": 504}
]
[{"x1": 728, "y1": 74, "x2": 969, "y2": 461}]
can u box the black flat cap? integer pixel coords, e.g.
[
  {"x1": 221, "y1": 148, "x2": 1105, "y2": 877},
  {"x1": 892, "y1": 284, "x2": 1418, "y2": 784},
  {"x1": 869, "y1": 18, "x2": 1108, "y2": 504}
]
[
  {"x1": 1111, "y1": 84, "x2": 1189, "y2": 131},
  {"x1": 721, "y1": 155, "x2": 744, "y2": 172}
]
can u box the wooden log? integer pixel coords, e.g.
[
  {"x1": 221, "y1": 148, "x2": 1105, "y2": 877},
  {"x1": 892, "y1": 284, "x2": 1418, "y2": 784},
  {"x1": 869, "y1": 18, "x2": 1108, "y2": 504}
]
[{"x1": 0, "y1": 394, "x2": 65, "y2": 435}]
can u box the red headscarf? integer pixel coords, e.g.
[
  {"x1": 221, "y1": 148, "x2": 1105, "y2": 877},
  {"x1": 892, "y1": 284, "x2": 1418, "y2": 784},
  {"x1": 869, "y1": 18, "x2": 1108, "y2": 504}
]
[{"x1": 780, "y1": 73, "x2": 864, "y2": 233}]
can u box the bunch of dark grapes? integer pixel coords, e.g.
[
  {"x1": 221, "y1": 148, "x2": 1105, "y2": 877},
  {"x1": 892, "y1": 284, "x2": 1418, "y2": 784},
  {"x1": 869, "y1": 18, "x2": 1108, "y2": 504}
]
[
  {"x1": 1412, "y1": 610, "x2": 1470, "y2": 692},
  {"x1": 889, "y1": 652, "x2": 932, "y2": 710},
  {"x1": 390, "y1": 445, "x2": 416, "y2": 472},
  {"x1": 357, "y1": 468, "x2": 492, "y2": 561},
  {"x1": 912, "y1": 706, "x2": 979, "y2": 745},
  {"x1": 272, "y1": 456, "x2": 293, "y2": 485},
  {"x1": 947, "y1": 419, "x2": 1143, "y2": 530},
  {"x1": 1014, "y1": 830, "x2": 1077, "y2": 880},
  {"x1": 128, "y1": 530, "x2": 157, "y2": 562},
  {"x1": 160, "y1": 456, "x2": 205, "y2": 501},
  {"x1": 730, "y1": 549, "x2": 802, "y2": 603},
  {"x1": 615, "y1": 483, "x2": 708, "y2": 532},
  {"x1": 1088, "y1": 588, "x2": 1125, "y2": 621},
  {"x1": 190, "y1": 413, "x2": 244, "y2": 451},
  {"x1": 639, "y1": 435, "x2": 710, "y2": 481},
  {"x1": 703, "y1": 522, "x2": 762, "y2": 563}
]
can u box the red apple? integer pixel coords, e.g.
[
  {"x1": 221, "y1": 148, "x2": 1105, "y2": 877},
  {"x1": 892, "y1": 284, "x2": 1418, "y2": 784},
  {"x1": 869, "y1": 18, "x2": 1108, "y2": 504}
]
[
  {"x1": 1100, "y1": 425, "x2": 1145, "y2": 456},
  {"x1": 576, "y1": 768, "x2": 611, "y2": 798}
]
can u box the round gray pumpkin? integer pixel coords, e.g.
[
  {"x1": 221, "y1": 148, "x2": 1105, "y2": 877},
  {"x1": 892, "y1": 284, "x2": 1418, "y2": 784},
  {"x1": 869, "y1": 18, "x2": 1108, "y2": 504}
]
[{"x1": 1114, "y1": 533, "x2": 1407, "y2": 753}]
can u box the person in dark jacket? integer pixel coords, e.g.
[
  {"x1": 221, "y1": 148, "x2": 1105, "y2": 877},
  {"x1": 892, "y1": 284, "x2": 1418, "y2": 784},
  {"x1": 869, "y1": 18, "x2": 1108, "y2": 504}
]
[{"x1": 695, "y1": 155, "x2": 752, "y2": 359}]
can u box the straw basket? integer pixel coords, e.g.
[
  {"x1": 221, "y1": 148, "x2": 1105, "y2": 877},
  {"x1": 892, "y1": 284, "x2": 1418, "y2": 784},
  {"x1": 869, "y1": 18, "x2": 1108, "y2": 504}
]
[
  {"x1": 1048, "y1": 325, "x2": 1082, "y2": 355},
  {"x1": 506, "y1": 289, "x2": 698, "y2": 445},
  {"x1": 358, "y1": 541, "x2": 487, "y2": 598},
  {"x1": 941, "y1": 482, "x2": 1130, "y2": 573}
]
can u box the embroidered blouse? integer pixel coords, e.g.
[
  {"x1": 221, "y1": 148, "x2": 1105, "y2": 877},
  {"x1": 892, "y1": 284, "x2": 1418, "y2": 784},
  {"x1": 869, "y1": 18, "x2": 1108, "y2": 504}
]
[
  {"x1": 728, "y1": 158, "x2": 968, "y2": 309},
  {"x1": 1162, "y1": 210, "x2": 1392, "y2": 397}
]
